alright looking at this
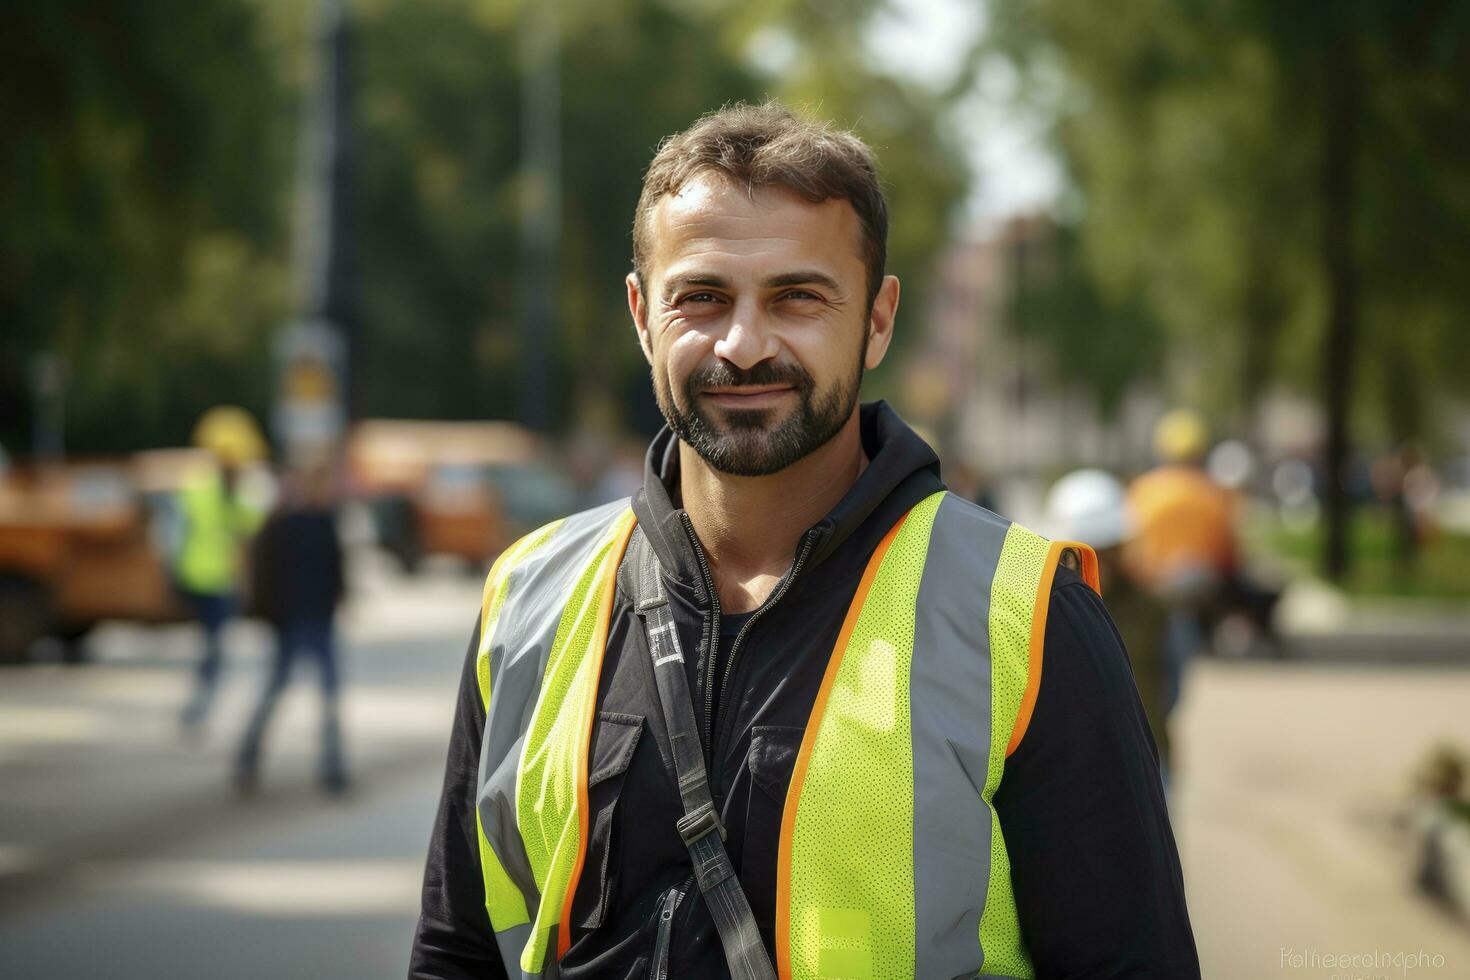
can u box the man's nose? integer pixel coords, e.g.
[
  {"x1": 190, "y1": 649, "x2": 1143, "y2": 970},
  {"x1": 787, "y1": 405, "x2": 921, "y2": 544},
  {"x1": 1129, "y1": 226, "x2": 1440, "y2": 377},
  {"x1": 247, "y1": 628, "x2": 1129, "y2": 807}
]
[{"x1": 712, "y1": 299, "x2": 779, "y2": 369}]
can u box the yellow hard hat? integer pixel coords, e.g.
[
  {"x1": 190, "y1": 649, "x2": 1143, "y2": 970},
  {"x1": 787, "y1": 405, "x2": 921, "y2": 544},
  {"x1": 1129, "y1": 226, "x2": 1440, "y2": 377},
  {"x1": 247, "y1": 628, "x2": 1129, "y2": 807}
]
[
  {"x1": 1153, "y1": 409, "x2": 1209, "y2": 463},
  {"x1": 192, "y1": 406, "x2": 269, "y2": 465}
]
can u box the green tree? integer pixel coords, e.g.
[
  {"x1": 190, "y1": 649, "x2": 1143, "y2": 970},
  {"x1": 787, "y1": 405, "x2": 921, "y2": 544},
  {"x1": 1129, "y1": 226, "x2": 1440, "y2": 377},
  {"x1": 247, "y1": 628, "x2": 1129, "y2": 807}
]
[
  {"x1": 1011, "y1": 222, "x2": 1165, "y2": 420},
  {"x1": 984, "y1": 0, "x2": 1470, "y2": 578},
  {"x1": 350, "y1": 0, "x2": 967, "y2": 433},
  {"x1": 1, "y1": 0, "x2": 290, "y2": 453},
  {"x1": 2, "y1": 0, "x2": 968, "y2": 455}
]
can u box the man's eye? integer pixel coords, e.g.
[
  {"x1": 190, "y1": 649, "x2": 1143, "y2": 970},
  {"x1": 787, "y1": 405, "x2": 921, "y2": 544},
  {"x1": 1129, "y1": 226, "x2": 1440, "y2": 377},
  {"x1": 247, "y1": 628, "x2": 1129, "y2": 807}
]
[
  {"x1": 682, "y1": 292, "x2": 721, "y2": 304},
  {"x1": 780, "y1": 289, "x2": 821, "y2": 302}
]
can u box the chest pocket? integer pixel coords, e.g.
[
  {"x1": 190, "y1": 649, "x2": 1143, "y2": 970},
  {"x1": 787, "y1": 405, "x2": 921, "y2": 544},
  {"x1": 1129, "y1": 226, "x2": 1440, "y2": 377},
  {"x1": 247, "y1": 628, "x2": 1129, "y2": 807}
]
[
  {"x1": 742, "y1": 724, "x2": 804, "y2": 930},
  {"x1": 571, "y1": 711, "x2": 644, "y2": 931}
]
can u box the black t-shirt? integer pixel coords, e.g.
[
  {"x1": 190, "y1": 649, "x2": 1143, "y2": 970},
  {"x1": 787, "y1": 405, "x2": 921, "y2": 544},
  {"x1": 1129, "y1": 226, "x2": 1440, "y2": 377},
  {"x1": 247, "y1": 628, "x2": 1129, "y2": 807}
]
[
  {"x1": 250, "y1": 506, "x2": 343, "y2": 626},
  {"x1": 706, "y1": 608, "x2": 754, "y2": 747}
]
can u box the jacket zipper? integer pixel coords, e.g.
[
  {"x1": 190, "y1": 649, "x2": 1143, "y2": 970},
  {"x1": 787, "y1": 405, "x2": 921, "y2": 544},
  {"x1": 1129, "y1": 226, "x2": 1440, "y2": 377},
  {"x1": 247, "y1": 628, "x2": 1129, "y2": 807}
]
[
  {"x1": 678, "y1": 512, "x2": 819, "y2": 769},
  {"x1": 647, "y1": 873, "x2": 694, "y2": 980},
  {"x1": 713, "y1": 528, "x2": 818, "y2": 759}
]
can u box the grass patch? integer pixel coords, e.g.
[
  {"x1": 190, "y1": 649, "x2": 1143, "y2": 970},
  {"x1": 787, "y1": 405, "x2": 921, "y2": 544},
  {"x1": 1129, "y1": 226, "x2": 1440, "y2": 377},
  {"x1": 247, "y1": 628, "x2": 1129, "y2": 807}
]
[{"x1": 1246, "y1": 506, "x2": 1470, "y2": 600}]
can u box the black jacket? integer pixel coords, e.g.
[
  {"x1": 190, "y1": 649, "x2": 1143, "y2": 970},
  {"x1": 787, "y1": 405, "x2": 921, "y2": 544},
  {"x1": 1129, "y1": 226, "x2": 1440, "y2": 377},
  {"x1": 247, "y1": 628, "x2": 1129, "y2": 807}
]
[
  {"x1": 249, "y1": 505, "x2": 344, "y2": 628},
  {"x1": 410, "y1": 402, "x2": 1199, "y2": 979}
]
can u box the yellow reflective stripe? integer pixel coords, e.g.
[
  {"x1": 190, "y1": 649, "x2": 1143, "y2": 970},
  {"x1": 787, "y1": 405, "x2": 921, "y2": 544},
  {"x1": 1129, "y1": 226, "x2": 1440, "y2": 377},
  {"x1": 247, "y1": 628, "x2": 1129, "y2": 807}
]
[
  {"x1": 814, "y1": 907, "x2": 874, "y2": 979},
  {"x1": 781, "y1": 492, "x2": 942, "y2": 979},
  {"x1": 517, "y1": 510, "x2": 636, "y2": 974},
  {"x1": 1007, "y1": 539, "x2": 1097, "y2": 757},
  {"x1": 978, "y1": 522, "x2": 1050, "y2": 979},
  {"x1": 477, "y1": 809, "x2": 530, "y2": 931},
  {"x1": 479, "y1": 521, "x2": 567, "y2": 695},
  {"x1": 473, "y1": 521, "x2": 563, "y2": 932},
  {"x1": 176, "y1": 468, "x2": 262, "y2": 592}
]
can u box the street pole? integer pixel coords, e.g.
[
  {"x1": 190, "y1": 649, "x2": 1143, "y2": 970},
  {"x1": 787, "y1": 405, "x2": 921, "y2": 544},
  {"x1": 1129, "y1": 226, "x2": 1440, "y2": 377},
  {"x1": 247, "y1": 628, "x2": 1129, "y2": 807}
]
[
  {"x1": 278, "y1": 0, "x2": 356, "y2": 463},
  {"x1": 29, "y1": 352, "x2": 65, "y2": 464},
  {"x1": 517, "y1": 0, "x2": 560, "y2": 433},
  {"x1": 1319, "y1": 33, "x2": 1360, "y2": 582}
]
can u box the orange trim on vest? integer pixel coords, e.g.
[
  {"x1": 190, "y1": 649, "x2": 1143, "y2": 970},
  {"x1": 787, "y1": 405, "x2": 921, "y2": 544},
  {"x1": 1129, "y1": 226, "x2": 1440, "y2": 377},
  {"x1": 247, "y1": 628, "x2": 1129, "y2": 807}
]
[
  {"x1": 774, "y1": 511, "x2": 909, "y2": 980},
  {"x1": 1005, "y1": 539, "x2": 1099, "y2": 758},
  {"x1": 557, "y1": 512, "x2": 638, "y2": 960},
  {"x1": 1067, "y1": 539, "x2": 1101, "y2": 595}
]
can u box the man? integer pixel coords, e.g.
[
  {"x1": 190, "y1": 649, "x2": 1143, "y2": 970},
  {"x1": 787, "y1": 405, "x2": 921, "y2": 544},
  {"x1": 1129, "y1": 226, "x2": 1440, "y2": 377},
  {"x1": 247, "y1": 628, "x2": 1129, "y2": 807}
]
[
  {"x1": 411, "y1": 103, "x2": 1198, "y2": 979},
  {"x1": 236, "y1": 457, "x2": 349, "y2": 795},
  {"x1": 176, "y1": 405, "x2": 268, "y2": 730},
  {"x1": 1127, "y1": 409, "x2": 1239, "y2": 716},
  {"x1": 1043, "y1": 469, "x2": 1174, "y2": 783}
]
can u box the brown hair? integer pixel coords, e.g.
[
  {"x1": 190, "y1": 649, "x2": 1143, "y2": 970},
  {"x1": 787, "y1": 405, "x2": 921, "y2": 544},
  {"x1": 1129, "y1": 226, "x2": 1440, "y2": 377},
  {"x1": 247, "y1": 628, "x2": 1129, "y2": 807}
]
[{"x1": 632, "y1": 102, "x2": 888, "y2": 308}]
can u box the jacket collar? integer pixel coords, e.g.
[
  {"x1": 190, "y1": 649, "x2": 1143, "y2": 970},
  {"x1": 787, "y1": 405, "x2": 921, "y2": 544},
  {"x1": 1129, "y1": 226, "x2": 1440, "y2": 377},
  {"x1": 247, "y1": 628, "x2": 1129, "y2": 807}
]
[{"x1": 629, "y1": 400, "x2": 944, "y2": 595}]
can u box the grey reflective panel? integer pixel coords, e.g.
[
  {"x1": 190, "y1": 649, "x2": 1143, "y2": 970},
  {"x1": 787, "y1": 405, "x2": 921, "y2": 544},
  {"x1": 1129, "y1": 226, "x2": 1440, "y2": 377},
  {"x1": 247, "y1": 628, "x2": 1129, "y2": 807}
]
[
  {"x1": 480, "y1": 730, "x2": 536, "y2": 910},
  {"x1": 492, "y1": 922, "x2": 533, "y2": 978},
  {"x1": 477, "y1": 499, "x2": 633, "y2": 919},
  {"x1": 910, "y1": 493, "x2": 1010, "y2": 978}
]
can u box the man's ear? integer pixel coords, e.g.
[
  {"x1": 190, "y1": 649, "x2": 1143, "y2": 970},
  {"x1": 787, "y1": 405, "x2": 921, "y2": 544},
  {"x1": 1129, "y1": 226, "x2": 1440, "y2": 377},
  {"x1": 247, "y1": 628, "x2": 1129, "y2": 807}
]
[
  {"x1": 864, "y1": 275, "x2": 901, "y2": 370},
  {"x1": 627, "y1": 271, "x2": 654, "y2": 366}
]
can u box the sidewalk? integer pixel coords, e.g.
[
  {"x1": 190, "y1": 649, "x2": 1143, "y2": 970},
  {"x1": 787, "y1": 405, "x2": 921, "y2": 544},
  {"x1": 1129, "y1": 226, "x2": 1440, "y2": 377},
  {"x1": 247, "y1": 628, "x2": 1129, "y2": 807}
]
[
  {"x1": 1177, "y1": 658, "x2": 1470, "y2": 978},
  {"x1": 0, "y1": 552, "x2": 481, "y2": 912},
  {"x1": 1274, "y1": 578, "x2": 1470, "y2": 663}
]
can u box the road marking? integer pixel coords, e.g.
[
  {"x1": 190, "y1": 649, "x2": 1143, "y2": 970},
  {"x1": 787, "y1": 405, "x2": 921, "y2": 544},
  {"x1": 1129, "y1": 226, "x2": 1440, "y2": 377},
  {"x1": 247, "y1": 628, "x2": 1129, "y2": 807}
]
[{"x1": 86, "y1": 859, "x2": 424, "y2": 917}]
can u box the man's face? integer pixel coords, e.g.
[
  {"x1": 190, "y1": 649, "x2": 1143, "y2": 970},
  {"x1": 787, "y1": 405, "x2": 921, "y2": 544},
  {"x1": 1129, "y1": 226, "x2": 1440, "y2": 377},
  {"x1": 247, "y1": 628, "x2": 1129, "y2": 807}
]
[{"x1": 628, "y1": 172, "x2": 898, "y2": 477}]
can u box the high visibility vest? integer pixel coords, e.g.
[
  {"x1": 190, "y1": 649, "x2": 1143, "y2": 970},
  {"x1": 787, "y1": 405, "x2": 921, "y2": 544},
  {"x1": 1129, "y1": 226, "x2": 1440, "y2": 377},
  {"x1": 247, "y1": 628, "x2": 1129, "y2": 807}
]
[
  {"x1": 173, "y1": 465, "x2": 264, "y2": 595},
  {"x1": 473, "y1": 492, "x2": 1099, "y2": 980}
]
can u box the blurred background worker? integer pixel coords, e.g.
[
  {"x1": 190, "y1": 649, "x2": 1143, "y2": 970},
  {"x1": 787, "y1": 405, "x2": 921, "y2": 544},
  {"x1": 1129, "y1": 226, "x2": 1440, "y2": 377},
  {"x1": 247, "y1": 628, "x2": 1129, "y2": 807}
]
[
  {"x1": 175, "y1": 406, "x2": 269, "y2": 731},
  {"x1": 236, "y1": 456, "x2": 348, "y2": 796},
  {"x1": 1045, "y1": 469, "x2": 1176, "y2": 784},
  {"x1": 1126, "y1": 409, "x2": 1239, "y2": 716}
]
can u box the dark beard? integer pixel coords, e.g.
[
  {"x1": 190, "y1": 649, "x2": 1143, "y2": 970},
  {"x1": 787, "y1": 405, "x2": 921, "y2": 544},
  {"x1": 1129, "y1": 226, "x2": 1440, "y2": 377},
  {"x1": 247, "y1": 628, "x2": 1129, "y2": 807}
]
[{"x1": 655, "y1": 350, "x2": 864, "y2": 477}]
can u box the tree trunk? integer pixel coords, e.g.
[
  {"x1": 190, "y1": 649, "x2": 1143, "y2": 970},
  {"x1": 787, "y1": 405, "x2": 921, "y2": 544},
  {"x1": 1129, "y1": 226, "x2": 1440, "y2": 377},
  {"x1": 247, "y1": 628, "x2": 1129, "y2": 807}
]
[
  {"x1": 1320, "y1": 34, "x2": 1360, "y2": 582},
  {"x1": 1239, "y1": 236, "x2": 1282, "y2": 444}
]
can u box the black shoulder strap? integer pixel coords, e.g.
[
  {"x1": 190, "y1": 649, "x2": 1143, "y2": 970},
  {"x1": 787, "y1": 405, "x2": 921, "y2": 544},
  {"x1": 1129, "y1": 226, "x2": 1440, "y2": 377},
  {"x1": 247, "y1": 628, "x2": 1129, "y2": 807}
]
[{"x1": 622, "y1": 527, "x2": 778, "y2": 980}]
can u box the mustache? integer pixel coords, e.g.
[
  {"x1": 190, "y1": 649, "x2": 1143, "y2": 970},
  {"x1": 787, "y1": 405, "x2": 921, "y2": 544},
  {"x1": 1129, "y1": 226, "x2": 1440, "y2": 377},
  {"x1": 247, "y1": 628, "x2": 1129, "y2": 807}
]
[{"x1": 684, "y1": 360, "x2": 813, "y2": 393}]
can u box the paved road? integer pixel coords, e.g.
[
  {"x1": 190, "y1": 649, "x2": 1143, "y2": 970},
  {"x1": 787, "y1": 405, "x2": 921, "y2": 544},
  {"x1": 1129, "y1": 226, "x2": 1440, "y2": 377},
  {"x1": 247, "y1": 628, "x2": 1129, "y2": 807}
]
[
  {"x1": 1177, "y1": 658, "x2": 1470, "y2": 979},
  {"x1": 3, "y1": 554, "x2": 1469, "y2": 979},
  {"x1": 0, "y1": 554, "x2": 480, "y2": 979}
]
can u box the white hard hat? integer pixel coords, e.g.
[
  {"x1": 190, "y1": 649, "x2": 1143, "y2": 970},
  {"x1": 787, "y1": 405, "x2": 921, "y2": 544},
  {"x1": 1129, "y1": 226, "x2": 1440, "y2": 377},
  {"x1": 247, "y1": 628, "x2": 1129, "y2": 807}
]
[
  {"x1": 1206, "y1": 438, "x2": 1254, "y2": 490},
  {"x1": 1043, "y1": 468, "x2": 1131, "y2": 549}
]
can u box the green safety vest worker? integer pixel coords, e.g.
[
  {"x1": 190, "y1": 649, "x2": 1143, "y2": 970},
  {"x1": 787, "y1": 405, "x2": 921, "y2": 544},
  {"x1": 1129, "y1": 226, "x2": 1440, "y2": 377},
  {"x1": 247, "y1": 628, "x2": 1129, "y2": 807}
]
[
  {"x1": 173, "y1": 465, "x2": 265, "y2": 596},
  {"x1": 470, "y1": 492, "x2": 1099, "y2": 980}
]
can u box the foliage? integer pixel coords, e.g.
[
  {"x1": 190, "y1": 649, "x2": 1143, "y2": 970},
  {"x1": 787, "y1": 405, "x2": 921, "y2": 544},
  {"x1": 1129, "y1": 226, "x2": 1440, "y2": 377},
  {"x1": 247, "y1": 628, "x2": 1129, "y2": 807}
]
[
  {"x1": 351, "y1": 0, "x2": 967, "y2": 432},
  {"x1": 0, "y1": 0, "x2": 290, "y2": 453},
  {"x1": 1248, "y1": 508, "x2": 1470, "y2": 601},
  {"x1": 984, "y1": 0, "x2": 1470, "y2": 422},
  {"x1": 351, "y1": 0, "x2": 767, "y2": 432},
  {"x1": 1011, "y1": 222, "x2": 1165, "y2": 419},
  {"x1": 982, "y1": 0, "x2": 1470, "y2": 575},
  {"x1": 2, "y1": 0, "x2": 969, "y2": 453}
]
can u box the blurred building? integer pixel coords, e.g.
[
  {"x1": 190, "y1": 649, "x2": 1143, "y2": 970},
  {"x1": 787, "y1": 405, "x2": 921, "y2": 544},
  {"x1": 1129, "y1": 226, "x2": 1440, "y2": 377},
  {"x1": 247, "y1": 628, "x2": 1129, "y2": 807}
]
[
  {"x1": 908, "y1": 216, "x2": 1470, "y2": 496},
  {"x1": 909, "y1": 218, "x2": 1162, "y2": 484}
]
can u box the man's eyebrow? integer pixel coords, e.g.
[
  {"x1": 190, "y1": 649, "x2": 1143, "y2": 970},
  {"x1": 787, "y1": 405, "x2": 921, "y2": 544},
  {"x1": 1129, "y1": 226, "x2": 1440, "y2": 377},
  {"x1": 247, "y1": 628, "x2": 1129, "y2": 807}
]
[
  {"x1": 661, "y1": 273, "x2": 729, "y2": 298},
  {"x1": 659, "y1": 269, "x2": 847, "y2": 299},
  {"x1": 763, "y1": 270, "x2": 845, "y2": 294}
]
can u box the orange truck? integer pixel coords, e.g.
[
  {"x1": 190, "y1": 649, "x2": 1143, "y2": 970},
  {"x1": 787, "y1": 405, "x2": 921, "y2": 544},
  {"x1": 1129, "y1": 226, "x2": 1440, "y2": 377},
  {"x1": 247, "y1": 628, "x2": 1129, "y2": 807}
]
[
  {"x1": 0, "y1": 423, "x2": 578, "y2": 662},
  {"x1": 0, "y1": 452, "x2": 206, "y2": 663},
  {"x1": 345, "y1": 419, "x2": 577, "y2": 572}
]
